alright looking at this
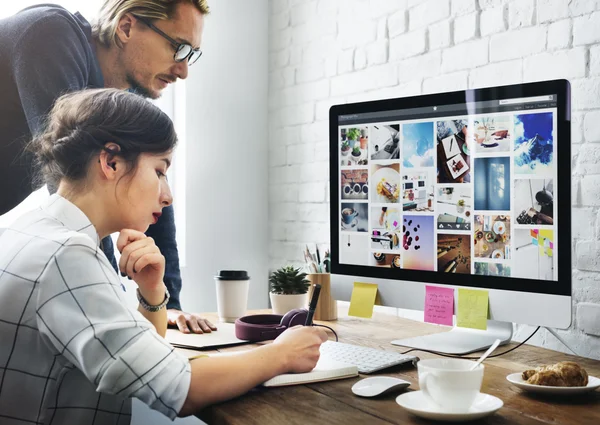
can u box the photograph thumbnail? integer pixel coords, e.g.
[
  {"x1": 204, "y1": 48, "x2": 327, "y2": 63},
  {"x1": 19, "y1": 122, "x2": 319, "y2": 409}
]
[
  {"x1": 370, "y1": 124, "x2": 400, "y2": 161},
  {"x1": 403, "y1": 122, "x2": 435, "y2": 168},
  {"x1": 514, "y1": 112, "x2": 553, "y2": 175}
]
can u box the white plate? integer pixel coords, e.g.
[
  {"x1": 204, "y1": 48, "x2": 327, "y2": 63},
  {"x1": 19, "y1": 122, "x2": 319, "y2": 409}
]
[
  {"x1": 491, "y1": 249, "x2": 504, "y2": 259},
  {"x1": 493, "y1": 220, "x2": 506, "y2": 235},
  {"x1": 371, "y1": 166, "x2": 400, "y2": 203},
  {"x1": 506, "y1": 373, "x2": 600, "y2": 395},
  {"x1": 396, "y1": 391, "x2": 503, "y2": 422}
]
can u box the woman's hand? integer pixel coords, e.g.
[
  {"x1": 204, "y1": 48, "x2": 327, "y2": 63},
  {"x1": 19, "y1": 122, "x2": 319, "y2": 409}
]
[{"x1": 116, "y1": 229, "x2": 165, "y2": 304}]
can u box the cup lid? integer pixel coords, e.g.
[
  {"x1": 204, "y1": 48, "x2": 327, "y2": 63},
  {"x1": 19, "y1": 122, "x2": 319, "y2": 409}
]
[{"x1": 215, "y1": 270, "x2": 250, "y2": 280}]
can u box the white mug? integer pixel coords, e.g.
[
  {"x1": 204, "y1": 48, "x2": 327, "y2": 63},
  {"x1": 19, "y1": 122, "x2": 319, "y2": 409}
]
[
  {"x1": 214, "y1": 270, "x2": 250, "y2": 323},
  {"x1": 418, "y1": 358, "x2": 484, "y2": 412}
]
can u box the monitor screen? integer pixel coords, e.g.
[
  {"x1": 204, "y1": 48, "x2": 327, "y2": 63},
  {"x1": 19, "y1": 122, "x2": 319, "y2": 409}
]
[{"x1": 330, "y1": 80, "x2": 571, "y2": 297}]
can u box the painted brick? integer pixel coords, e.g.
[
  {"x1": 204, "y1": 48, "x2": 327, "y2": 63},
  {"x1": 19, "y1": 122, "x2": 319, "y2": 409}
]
[
  {"x1": 398, "y1": 50, "x2": 442, "y2": 83},
  {"x1": 569, "y1": 0, "x2": 600, "y2": 17},
  {"x1": 279, "y1": 80, "x2": 329, "y2": 107},
  {"x1": 283, "y1": 67, "x2": 295, "y2": 87},
  {"x1": 442, "y1": 38, "x2": 488, "y2": 73},
  {"x1": 523, "y1": 48, "x2": 587, "y2": 82},
  {"x1": 572, "y1": 208, "x2": 596, "y2": 239},
  {"x1": 585, "y1": 111, "x2": 600, "y2": 143},
  {"x1": 270, "y1": 0, "x2": 289, "y2": 15},
  {"x1": 469, "y1": 59, "x2": 522, "y2": 89},
  {"x1": 572, "y1": 111, "x2": 585, "y2": 144},
  {"x1": 298, "y1": 182, "x2": 327, "y2": 203},
  {"x1": 338, "y1": 19, "x2": 378, "y2": 49},
  {"x1": 480, "y1": 5, "x2": 506, "y2": 37},
  {"x1": 270, "y1": 11, "x2": 290, "y2": 32},
  {"x1": 316, "y1": 96, "x2": 347, "y2": 121},
  {"x1": 389, "y1": 9, "x2": 407, "y2": 38},
  {"x1": 270, "y1": 27, "x2": 292, "y2": 51},
  {"x1": 377, "y1": 17, "x2": 388, "y2": 40},
  {"x1": 300, "y1": 161, "x2": 329, "y2": 182},
  {"x1": 269, "y1": 146, "x2": 286, "y2": 167},
  {"x1": 331, "y1": 65, "x2": 398, "y2": 97},
  {"x1": 573, "y1": 12, "x2": 600, "y2": 45},
  {"x1": 279, "y1": 103, "x2": 315, "y2": 127},
  {"x1": 338, "y1": 49, "x2": 355, "y2": 74},
  {"x1": 300, "y1": 121, "x2": 329, "y2": 144},
  {"x1": 429, "y1": 19, "x2": 452, "y2": 50},
  {"x1": 575, "y1": 144, "x2": 600, "y2": 174},
  {"x1": 490, "y1": 26, "x2": 546, "y2": 62},
  {"x1": 287, "y1": 143, "x2": 315, "y2": 165},
  {"x1": 452, "y1": 0, "x2": 478, "y2": 16},
  {"x1": 537, "y1": 0, "x2": 570, "y2": 23},
  {"x1": 290, "y1": 1, "x2": 317, "y2": 26},
  {"x1": 508, "y1": 0, "x2": 535, "y2": 29},
  {"x1": 367, "y1": 40, "x2": 389, "y2": 65},
  {"x1": 591, "y1": 45, "x2": 600, "y2": 76},
  {"x1": 423, "y1": 71, "x2": 469, "y2": 94},
  {"x1": 409, "y1": 0, "x2": 451, "y2": 30},
  {"x1": 296, "y1": 61, "x2": 325, "y2": 83},
  {"x1": 297, "y1": 203, "x2": 329, "y2": 223},
  {"x1": 269, "y1": 223, "x2": 287, "y2": 241},
  {"x1": 369, "y1": 0, "x2": 408, "y2": 18},
  {"x1": 270, "y1": 202, "x2": 298, "y2": 223},
  {"x1": 581, "y1": 174, "x2": 600, "y2": 206},
  {"x1": 454, "y1": 12, "x2": 479, "y2": 44},
  {"x1": 303, "y1": 36, "x2": 340, "y2": 63},
  {"x1": 576, "y1": 241, "x2": 600, "y2": 271},
  {"x1": 577, "y1": 303, "x2": 600, "y2": 336},
  {"x1": 547, "y1": 19, "x2": 572, "y2": 50},
  {"x1": 325, "y1": 58, "x2": 337, "y2": 77},
  {"x1": 354, "y1": 48, "x2": 368, "y2": 70},
  {"x1": 572, "y1": 78, "x2": 600, "y2": 110},
  {"x1": 389, "y1": 29, "x2": 428, "y2": 61}
]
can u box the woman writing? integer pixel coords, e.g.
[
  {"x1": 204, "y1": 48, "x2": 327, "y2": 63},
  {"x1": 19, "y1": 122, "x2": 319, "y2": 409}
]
[{"x1": 0, "y1": 88, "x2": 326, "y2": 424}]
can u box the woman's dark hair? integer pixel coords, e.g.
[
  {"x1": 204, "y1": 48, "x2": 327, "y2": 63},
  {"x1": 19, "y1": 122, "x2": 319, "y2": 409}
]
[{"x1": 28, "y1": 88, "x2": 177, "y2": 191}]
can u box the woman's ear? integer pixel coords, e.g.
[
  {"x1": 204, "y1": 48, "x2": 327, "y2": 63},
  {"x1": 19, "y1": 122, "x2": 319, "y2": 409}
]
[{"x1": 98, "y1": 143, "x2": 122, "y2": 179}]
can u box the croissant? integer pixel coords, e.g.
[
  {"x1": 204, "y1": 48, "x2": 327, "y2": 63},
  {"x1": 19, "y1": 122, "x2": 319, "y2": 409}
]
[{"x1": 522, "y1": 361, "x2": 588, "y2": 387}]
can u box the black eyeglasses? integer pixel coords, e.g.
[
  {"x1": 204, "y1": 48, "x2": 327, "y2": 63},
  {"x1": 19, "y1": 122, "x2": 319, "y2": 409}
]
[{"x1": 136, "y1": 16, "x2": 202, "y2": 65}]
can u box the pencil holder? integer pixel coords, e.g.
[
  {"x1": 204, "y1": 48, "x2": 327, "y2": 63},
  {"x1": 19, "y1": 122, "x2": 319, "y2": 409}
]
[{"x1": 307, "y1": 273, "x2": 337, "y2": 321}]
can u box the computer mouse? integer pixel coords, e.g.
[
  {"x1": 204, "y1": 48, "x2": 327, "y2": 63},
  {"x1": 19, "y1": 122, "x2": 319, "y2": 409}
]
[{"x1": 351, "y1": 376, "x2": 411, "y2": 397}]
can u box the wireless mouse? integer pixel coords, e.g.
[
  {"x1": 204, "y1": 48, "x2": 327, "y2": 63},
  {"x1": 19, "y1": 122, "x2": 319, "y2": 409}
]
[{"x1": 351, "y1": 376, "x2": 411, "y2": 397}]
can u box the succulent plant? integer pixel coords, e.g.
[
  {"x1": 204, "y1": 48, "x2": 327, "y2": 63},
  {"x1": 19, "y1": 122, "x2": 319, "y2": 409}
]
[{"x1": 269, "y1": 266, "x2": 310, "y2": 295}]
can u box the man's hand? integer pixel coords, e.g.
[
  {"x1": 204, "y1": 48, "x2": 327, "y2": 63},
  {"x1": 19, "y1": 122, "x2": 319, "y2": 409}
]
[{"x1": 168, "y1": 309, "x2": 217, "y2": 334}]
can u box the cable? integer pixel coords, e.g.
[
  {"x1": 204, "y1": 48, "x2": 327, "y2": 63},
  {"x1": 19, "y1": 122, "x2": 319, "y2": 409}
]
[
  {"x1": 312, "y1": 324, "x2": 338, "y2": 342},
  {"x1": 399, "y1": 326, "x2": 541, "y2": 359}
]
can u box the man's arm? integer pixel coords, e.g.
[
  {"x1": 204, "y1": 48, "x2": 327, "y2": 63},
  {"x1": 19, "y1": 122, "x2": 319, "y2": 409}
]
[{"x1": 12, "y1": 12, "x2": 95, "y2": 135}]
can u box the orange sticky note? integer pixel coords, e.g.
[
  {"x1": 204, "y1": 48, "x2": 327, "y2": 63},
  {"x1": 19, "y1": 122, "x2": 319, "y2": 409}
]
[{"x1": 348, "y1": 282, "x2": 378, "y2": 318}]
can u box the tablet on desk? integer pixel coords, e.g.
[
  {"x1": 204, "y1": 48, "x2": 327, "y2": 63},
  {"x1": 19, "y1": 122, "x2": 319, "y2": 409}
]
[{"x1": 166, "y1": 322, "x2": 248, "y2": 349}]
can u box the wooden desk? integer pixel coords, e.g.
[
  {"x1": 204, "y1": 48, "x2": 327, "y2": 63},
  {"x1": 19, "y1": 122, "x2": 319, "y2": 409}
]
[{"x1": 184, "y1": 308, "x2": 600, "y2": 425}]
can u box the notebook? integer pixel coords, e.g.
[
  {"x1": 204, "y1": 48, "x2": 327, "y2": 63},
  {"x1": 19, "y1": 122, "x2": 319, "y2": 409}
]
[
  {"x1": 166, "y1": 322, "x2": 248, "y2": 349},
  {"x1": 262, "y1": 354, "x2": 358, "y2": 387}
]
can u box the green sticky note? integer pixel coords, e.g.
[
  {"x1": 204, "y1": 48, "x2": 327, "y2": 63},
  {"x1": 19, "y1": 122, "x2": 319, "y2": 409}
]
[
  {"x1": 348, "y1": 282, "x2": 378, "y2": 318},
  {"x1": 457, "y1": 288, "x2": 489, "y2": 330}
]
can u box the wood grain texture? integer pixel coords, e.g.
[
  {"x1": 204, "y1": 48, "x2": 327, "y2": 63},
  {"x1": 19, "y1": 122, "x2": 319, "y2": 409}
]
[{"x1": 179, "y1": 308, "x2": 600, "y2": 425}]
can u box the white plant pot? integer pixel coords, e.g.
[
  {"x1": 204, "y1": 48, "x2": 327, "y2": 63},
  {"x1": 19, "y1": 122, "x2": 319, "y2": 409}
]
[{"x1": 269, "y1": 293, "x2": 309, "y2": 315}]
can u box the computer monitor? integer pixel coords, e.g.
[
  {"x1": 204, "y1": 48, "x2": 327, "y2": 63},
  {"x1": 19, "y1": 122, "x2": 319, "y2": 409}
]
[{"x1": 329, "y1": 79, "x2": 571, "y2": 354}]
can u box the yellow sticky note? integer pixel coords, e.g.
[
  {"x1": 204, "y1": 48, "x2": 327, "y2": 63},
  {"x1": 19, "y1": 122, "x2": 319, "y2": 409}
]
[
  {"x1": 348, "y1": 282, "x2": 378, "y2": 318},
  {"x1": 457, "y1": 288, "x2": 489, "y2": 330}
]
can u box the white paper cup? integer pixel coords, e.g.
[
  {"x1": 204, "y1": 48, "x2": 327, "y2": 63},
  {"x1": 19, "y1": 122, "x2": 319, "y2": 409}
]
[
  {"x1": 418, "y1": 358, "x2": 484, "y2": 413},
  {"x1": 214, "y1": 270, "x2": 250, "y2": 323}
]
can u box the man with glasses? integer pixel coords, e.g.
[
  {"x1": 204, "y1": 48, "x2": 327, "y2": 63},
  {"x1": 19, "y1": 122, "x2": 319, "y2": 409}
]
[{"x1": 0, "y1": 0, "x2": 216, "y2": 334}]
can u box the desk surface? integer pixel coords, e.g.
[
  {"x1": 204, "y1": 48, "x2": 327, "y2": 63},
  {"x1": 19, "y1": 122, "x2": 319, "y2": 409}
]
[{"x1": 182, "y1": 307, "x2": 600, "y2": 425}]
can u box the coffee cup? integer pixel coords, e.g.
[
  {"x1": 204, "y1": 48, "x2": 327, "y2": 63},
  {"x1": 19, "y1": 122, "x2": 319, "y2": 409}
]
[
  {"x1": 418, "y1": 358, "x2": 484, "y2": 413},
  {"x1": 341, "y1": 208, "x2": 358, "y2": 224},
  {"x1": 214, "y1": 270, "x2": 250, "y2": 323}
]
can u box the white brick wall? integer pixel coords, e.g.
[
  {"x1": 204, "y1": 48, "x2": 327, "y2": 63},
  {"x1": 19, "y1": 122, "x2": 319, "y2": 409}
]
[{"x1": 268, "y1": 0, "x2": 600, "y2": 360}]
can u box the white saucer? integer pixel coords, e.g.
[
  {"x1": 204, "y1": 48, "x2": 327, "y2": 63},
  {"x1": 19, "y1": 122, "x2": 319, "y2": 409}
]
[
  {"x1": 506, "y1": 373, "x2": 600, "y2": 395},
  {"x1": 395, "y1": 391, "x2": 503, "y2": 422}
]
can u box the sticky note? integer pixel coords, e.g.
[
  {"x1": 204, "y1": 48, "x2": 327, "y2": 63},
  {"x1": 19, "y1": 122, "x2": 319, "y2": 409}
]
[
  {"x1": 532, "y1": 238, "x2": 539, "y2": 246},
  {"x1": 348, "y1": 282, "x2": 378, "y2": 318},
  {"x1": 424, "y1": 286, "x2": 454, "y2": 326},
  {"x1": 530, "y1": 229, "x2": 537, "y2": 238},
  {"x1": 457, "y1": 288, "x2": 489, "y2": 330}
]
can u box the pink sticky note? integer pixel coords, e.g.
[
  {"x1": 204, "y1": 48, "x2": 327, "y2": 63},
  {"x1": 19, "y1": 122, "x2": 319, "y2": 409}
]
[
  {"x1": 550, "y1": 242, "x2": 554, "y2": 249},
  {"x1": 424, "y1": 285, "x2": 454, "y2": 326}
]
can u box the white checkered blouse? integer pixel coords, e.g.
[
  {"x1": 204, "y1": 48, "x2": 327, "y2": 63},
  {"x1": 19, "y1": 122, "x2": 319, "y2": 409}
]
[{"x1": 0, "y1": 194, "x2": 191, "y2": 424}]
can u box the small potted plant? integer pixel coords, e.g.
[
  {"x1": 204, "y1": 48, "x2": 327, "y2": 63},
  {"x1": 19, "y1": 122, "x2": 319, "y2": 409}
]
[
  {"x1": 347, "y1": 128, "x2": 361, "y2": 149},
  {"x1": 457, "y1": 199, "x2": 466, "y2": 214},
  {"x1": 351, "y1": 145, "x2": 361, "y2": 162},
  {"x1": 269, "y1": 266, "x2": 310, "y2": 314},
  {"x1": 341, "y1": 140, "x2": 350, "y2": 156}
]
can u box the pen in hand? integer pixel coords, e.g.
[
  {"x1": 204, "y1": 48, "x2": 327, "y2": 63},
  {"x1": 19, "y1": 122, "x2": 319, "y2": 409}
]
[{"x1": 304, "y1": 284, "x2": 321, "y2": 326}]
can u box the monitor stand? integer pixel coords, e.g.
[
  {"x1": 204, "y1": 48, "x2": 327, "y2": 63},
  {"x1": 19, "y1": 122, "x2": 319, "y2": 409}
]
[{"x1": 391, "y1": 320, "x2": 513, "y2": 355}]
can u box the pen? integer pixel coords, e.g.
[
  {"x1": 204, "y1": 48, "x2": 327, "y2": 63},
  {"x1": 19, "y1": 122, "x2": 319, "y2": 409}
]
[{"x1": 304, "y1": 284, "x2": 321, "y2": 326}]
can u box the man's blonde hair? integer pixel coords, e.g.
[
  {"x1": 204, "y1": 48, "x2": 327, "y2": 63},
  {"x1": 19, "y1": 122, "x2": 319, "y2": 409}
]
[{"x1": 93, "y1": 0, "x2": 210, "y2": 48}]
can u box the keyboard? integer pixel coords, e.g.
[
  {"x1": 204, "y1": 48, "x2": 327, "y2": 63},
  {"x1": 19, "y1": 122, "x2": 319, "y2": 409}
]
[{"x1": 319, "y1": 340, "x2": 419, "y2": 374}]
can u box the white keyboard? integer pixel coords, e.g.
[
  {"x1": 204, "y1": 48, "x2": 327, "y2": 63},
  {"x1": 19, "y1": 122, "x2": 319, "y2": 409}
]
[{"x1": 320, "y1": 340, "x2": 419, "y2": 374}]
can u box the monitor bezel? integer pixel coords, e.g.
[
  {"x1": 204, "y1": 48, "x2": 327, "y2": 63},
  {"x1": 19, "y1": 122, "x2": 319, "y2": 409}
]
[{"x1": 329, "y1": 79, "x2": 571, "y2": 297}]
